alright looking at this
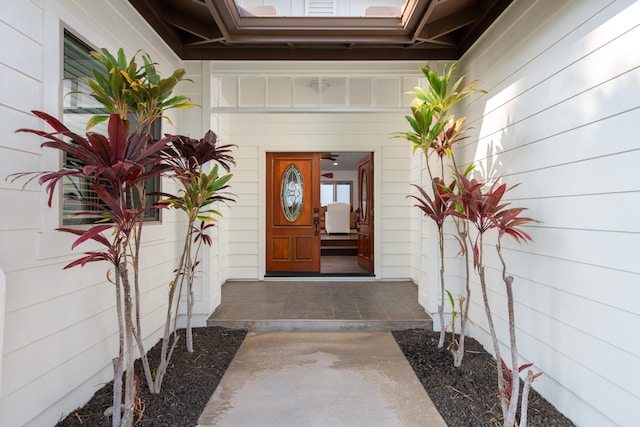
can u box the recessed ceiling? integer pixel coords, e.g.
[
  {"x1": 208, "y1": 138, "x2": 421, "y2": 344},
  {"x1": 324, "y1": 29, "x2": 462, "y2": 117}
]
[
  {"x1": 321, "y1": 152, "x2": 366, "y2": 171},
  {"x1": 127, "y1": 0, "x2": 514, "y2": 61}
]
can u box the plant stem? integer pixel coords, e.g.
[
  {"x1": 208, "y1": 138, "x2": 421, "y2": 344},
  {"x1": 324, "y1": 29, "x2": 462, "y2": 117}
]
[
  {"x1": 153, "y1": 277, "x2": 179, "y2": 394},
  {"x1": 184, "y1": 233, "x2": 195, "y2": 353},
  {"x1": 498, "y1": 239, "x2": 520, "y2": 426},
  {"x1": 112, "y1": 268, "x2": 124, "y2": 427},
  {"x1": 153, "y1": 235, "x2": 185, "y2": 393},
  {"x1": 174, "y1": 219, "x2": 195, "y2": 350},
  {"x1": 453, "y1": 219, "x2": 470, "y2": 367},
  {"x1": 477, "y1": 233, "x2": 507, "y2": 419},
  {"x1": 437, "y1": 226, "x2": 446, "y2": 349},
  {"x1": 520, "y1": 370, "x2": 535, "y2": 427},
  {"x1": 130, "y1": 185, "x2": 155, "y2": 393},
  {"x1": 118, "y1": 237, "x2": 135, "y2": 427},
  {"x1": 154, "y1": 217, "x2": 195, "y2": 390},
  {"x1": 186, "y1": 231, "x2": 207, "y2": 352}
]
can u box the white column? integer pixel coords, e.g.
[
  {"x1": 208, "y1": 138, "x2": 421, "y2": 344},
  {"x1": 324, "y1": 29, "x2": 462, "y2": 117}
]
[{"x1": 0, "y1": 268, "x2": 5, "y2": 393}]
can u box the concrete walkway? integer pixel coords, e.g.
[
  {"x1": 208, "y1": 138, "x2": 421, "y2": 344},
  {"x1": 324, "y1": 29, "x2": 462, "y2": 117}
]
[{"x1": 197, "y1": 332, "x2": 447, "y2": 427}]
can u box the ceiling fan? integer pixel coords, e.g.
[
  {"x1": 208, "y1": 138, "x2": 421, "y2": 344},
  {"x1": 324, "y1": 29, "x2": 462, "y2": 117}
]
[{"x1": 321, "y1": 152, "x2": 339, "y2": 161}]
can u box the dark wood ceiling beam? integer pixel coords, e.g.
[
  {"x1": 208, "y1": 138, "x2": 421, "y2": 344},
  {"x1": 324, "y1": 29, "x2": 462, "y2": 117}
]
[
  {"x1": 418, "y1": 5, "x2": 480, "y2": 40},
  {"x1": 458, "y1": 0, "x2": 514, "y2": 54},
  {"x1": 184, "y1": 37, "x2": 228, "y2": 47},
  {"x1": 127, "y1": 0, "x2": 184, "y2": 57},
  {"x1": 409, "y1": 0, "x2": 442, "y2": 43},
  {"x1": 201, "y1": 0, "x2": 232, "y2": 40},
  {"x1": 181, "y1": 46, "x2": 459, "y2": 61},
  {"x1": 400, "y1": 0, "x2": 426, "y2": 28},
  {"x1": 162, "y1": 8, "x2": 222, "y2": 41},
  {"x1": 415, "y1": 33, "x2": 458, "y2": 47},
  {"x1": 407, "y1": 40, "x2": 458, "y2": 51},
  {"x1": 219, "y1": 34, "x2": 417, "y2": 45}
]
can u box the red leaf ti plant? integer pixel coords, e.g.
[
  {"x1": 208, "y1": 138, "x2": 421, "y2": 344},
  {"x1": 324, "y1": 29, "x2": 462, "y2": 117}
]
[
  {"x1": 8, "y1": 110, "x2": 177, "y2": 427},
  {"x1": 396, "y1": 65, "x2": 485, "y2": 358},
  {"x1": 449, "y1": 173, "x2": 541, "y2": 427},
  {"x1": 157, "y1": 132, "x2": 236, "y2": 353},
  {"x1": 408, "y1": 178, "x2": 455, "y2": 348}
]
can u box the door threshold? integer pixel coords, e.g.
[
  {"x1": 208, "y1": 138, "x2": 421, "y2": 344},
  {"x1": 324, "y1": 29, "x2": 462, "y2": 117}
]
[
  {"x1": 265, "y1": 272, "x2": 374, "y2": 278},
  {"x1": 263, "y1": 275, "x2": 377, "y2": 282}
]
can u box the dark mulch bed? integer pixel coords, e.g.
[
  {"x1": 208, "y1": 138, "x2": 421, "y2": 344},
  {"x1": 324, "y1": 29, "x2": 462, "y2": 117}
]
[
  {"x1": 392, "y1": 329, "x2": 575, "y2": 427},
  {"x1": 57, "y1": 327, "x2": 574, "y2": 427},
  {"x1": 56, "y1": 327, "x2": 247, "y2": 427}
]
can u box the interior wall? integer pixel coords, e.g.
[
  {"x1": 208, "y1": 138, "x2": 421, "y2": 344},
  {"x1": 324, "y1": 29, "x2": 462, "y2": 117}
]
[
  {"x1": 0, "y1": 1, "x2": 195, "y2": 426},
  {"x1": 455, "y1": 0, "x2": 640, "y2": 425}
]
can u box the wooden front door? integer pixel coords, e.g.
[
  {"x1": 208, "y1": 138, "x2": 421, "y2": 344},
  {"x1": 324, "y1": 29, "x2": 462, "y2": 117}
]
[
  {"x1": 266, "y1": 152, "x2": 321, "y2": 273},
  {"x1": 357, "y1": 153, "x2": 374, "y2": 272}
]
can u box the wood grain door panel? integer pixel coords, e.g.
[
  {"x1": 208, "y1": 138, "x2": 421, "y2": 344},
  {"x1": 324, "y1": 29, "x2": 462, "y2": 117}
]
[
  {"x1": 266, "y1": 152, "x2": 320, "y2": 273},
  {"x1": 357, "y1": 153, "x2": 374, "y2": 272}
]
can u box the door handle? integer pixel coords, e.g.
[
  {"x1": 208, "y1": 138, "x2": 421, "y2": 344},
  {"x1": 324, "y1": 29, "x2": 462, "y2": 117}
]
[{"x1": 314, "y1": 216, "x2": 319, "y2": 235}]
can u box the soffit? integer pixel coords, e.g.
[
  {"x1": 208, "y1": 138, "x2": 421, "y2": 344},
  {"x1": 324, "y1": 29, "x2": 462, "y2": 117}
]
[{"x1": 127, "y1": 0, "x2": 514, "y2": 61}]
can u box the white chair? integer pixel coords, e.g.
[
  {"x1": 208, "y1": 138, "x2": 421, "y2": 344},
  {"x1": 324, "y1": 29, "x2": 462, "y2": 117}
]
[{"x1": 324, "y1": 202, "x2": 351, "y2": 234}]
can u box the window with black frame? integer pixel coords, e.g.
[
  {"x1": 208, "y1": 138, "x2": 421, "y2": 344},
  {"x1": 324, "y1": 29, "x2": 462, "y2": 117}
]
[{"x1": 62, "y1": 30, "x2": 160, "y2": 225}]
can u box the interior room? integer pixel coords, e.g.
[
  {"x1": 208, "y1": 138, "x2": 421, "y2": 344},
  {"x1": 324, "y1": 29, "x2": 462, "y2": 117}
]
[{"x1": 319, "y1": 152, "x2": 371, "y2": 275}]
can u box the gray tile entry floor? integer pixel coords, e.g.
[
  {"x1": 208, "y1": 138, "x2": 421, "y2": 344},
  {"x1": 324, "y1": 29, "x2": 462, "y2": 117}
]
[
  {"x1": 320, "y1": 255, "x2": 371, "y2": 274},
  {"x1": 207, "y1": 280, "x2": 433, "y2": 331},
  {"x1": 197, "y1": 332, "x2": 448, "y2": 427}
]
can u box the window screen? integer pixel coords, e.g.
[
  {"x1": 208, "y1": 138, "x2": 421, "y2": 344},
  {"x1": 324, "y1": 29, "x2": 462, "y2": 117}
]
[{"x1": 62, "y1": 30, "x2": 160, "y2": 225}]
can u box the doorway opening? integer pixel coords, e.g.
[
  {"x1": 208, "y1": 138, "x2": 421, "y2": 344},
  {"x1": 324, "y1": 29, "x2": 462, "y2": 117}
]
[
  {"x1": 265, "y1": 151, "x2": 374, "y2": 277},
  {"x1": 319, "y1": 152, "x2": 372, "y2": 276}
]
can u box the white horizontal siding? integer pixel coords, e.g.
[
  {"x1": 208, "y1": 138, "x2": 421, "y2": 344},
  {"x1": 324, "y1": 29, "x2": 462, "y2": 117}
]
[
  {"x1": 0, "y1": 66, "x2": 41, "y2": 115},
  {"x1": 0, "y1": 22, "x2": 43, "y2": 82},
  {"x1": 455, "y1": 0, "x2": 640, "y2": 426},
  {"x1": 0, "y1": 7, "x2": 48, "y2": 423},
  {"x1": 0, "y1": 1, "x2": 195, "y2": 426},
  {"x1": 1, "y1": 0, "x2": 44, "y2": 43},
  {"x1": 380, "y1": 144, "x2": 413, "y2": 278},
  {"x1": 215, "y1": 113, "x2": 234, "y2": 285},
  {"x1": 0, "y1": 107, "x2": 42, "y2": 153},
  {"x1": 408, "y1": 151, "x2": 423, "y2": 285}
]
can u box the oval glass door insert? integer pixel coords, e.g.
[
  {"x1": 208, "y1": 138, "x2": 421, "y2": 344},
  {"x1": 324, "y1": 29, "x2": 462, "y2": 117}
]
[
  {"x1": 281, "y1": 164, "x2": 304, "y2": 222},
  {"x1": 360, "y1": 168, "x2": 367, "y2": 221}
]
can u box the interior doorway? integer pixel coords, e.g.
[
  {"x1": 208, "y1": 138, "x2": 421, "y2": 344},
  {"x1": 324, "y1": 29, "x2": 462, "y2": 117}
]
[
  {"x1": 266, "y1": 151, "x2": 374, "y2": 276},
  {"x1": 319, "y1": 152, "x2": 373, "y2": 276}
]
